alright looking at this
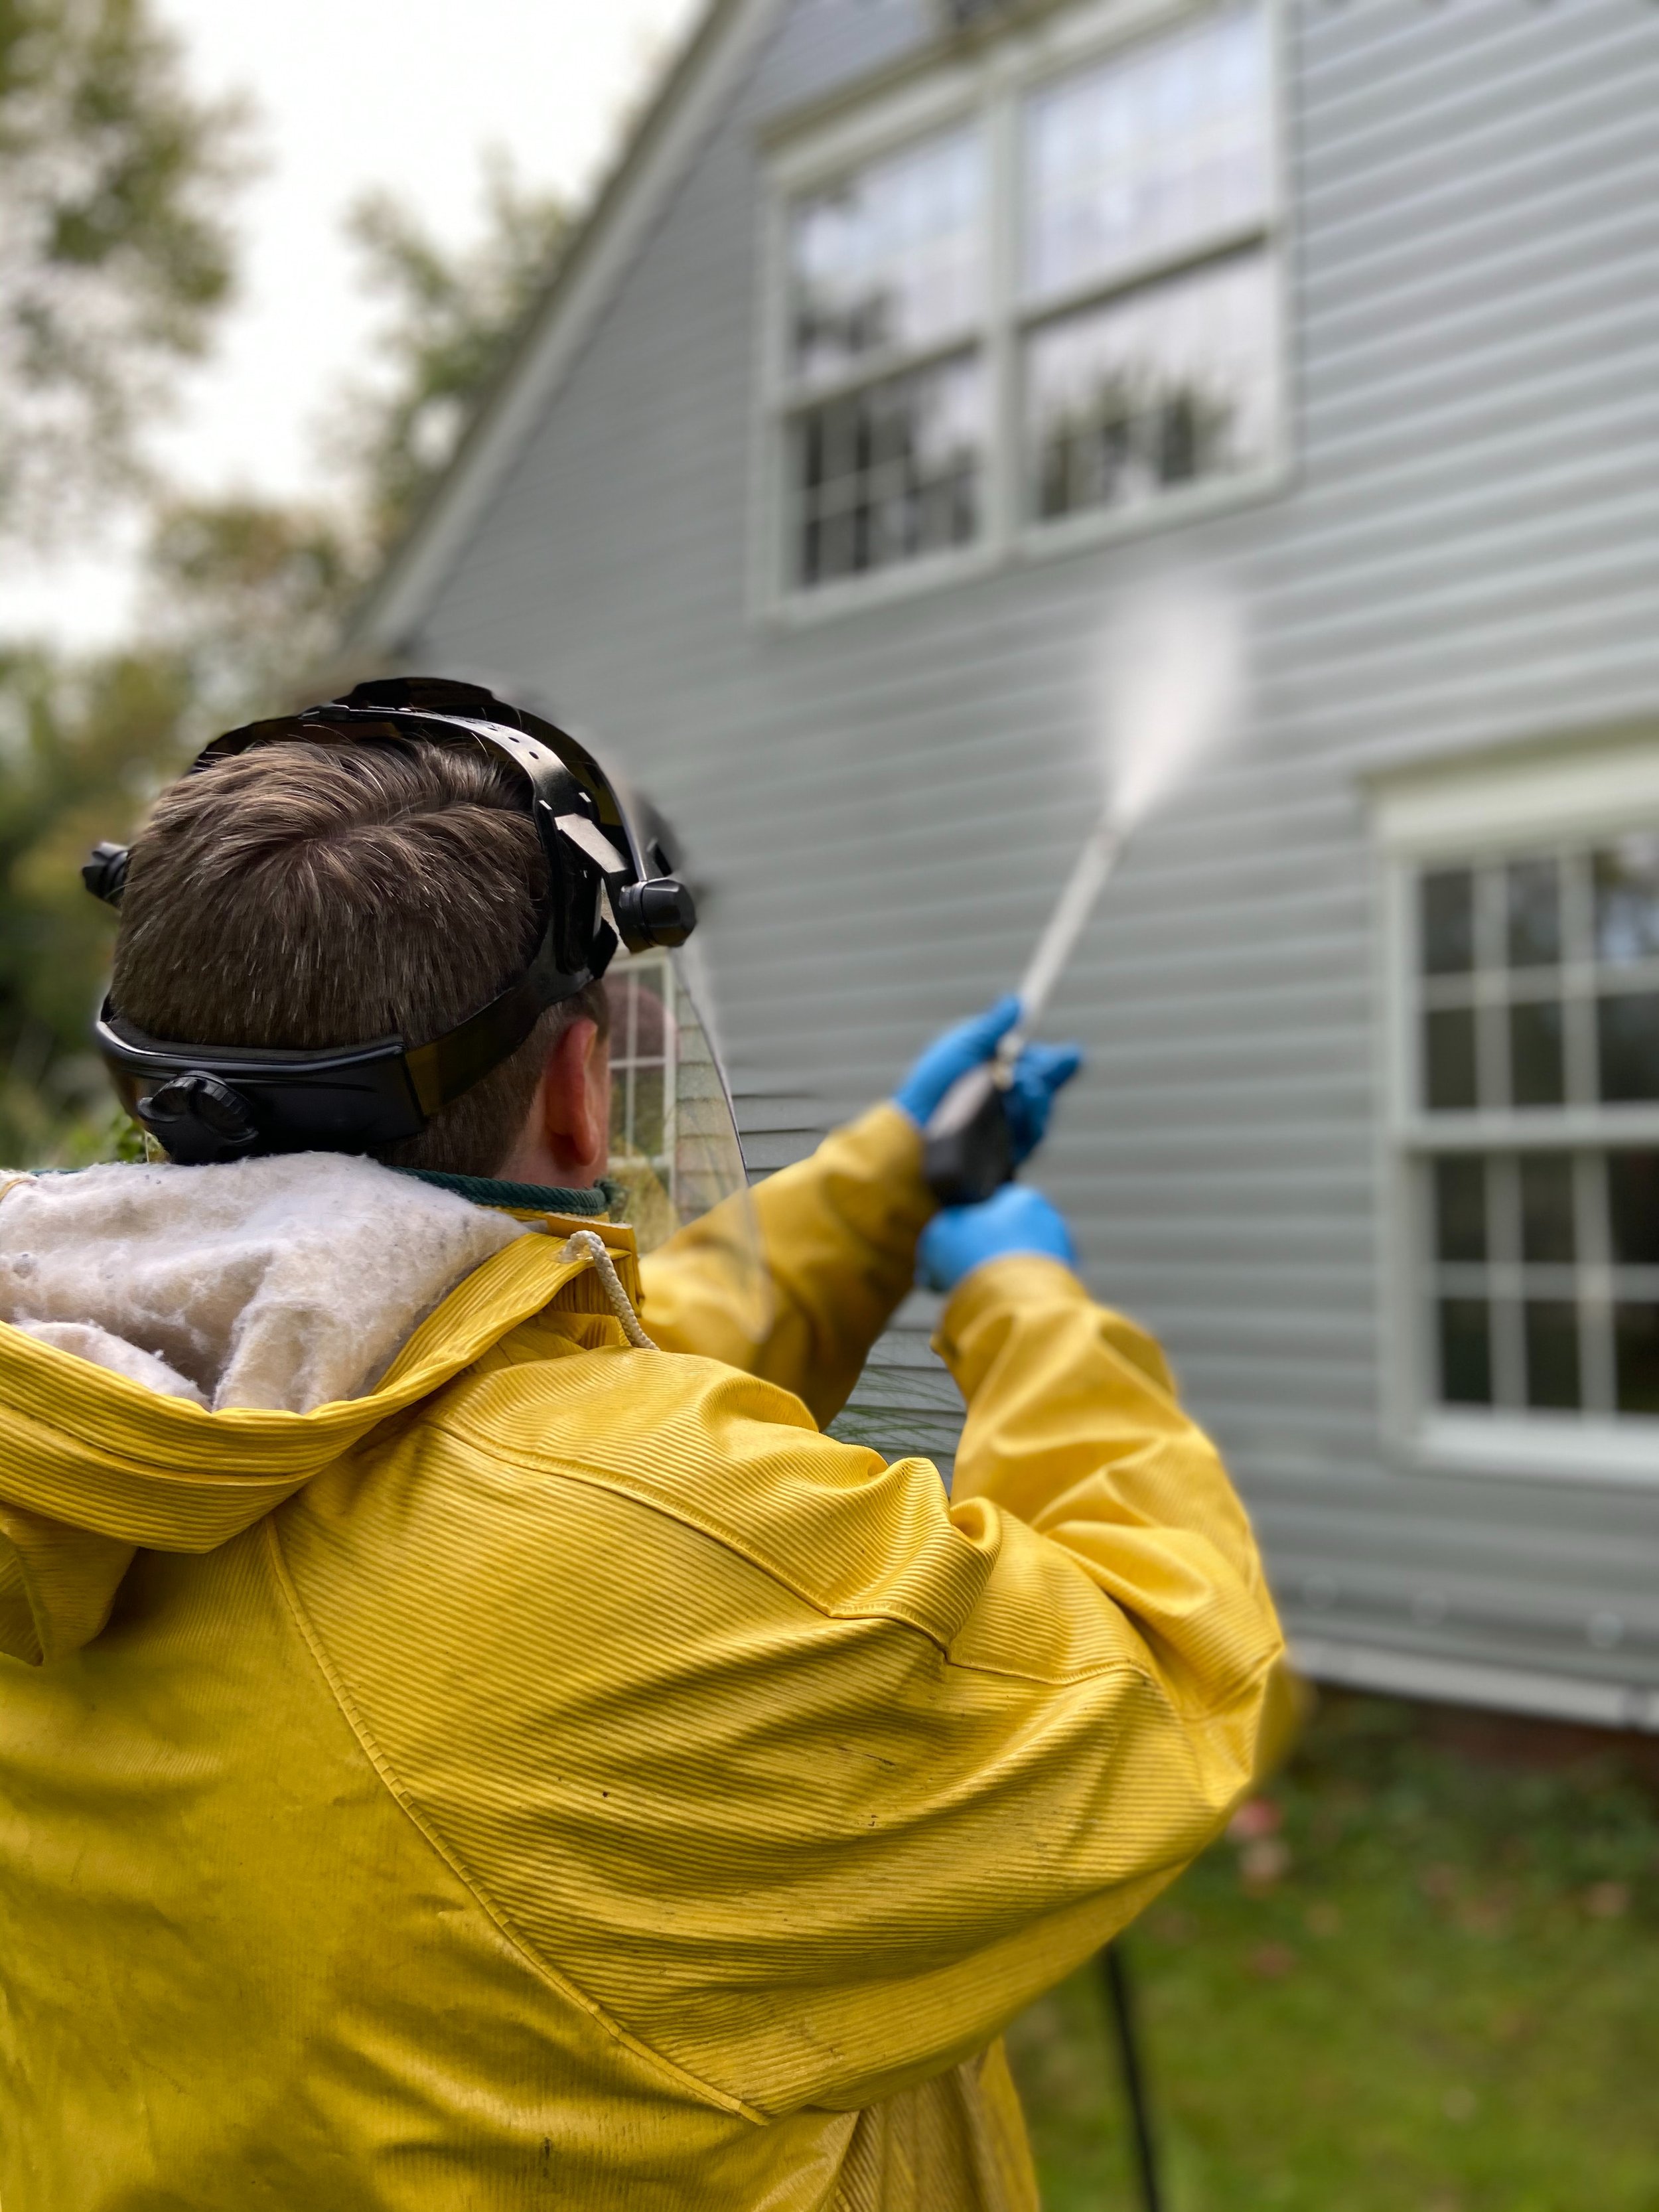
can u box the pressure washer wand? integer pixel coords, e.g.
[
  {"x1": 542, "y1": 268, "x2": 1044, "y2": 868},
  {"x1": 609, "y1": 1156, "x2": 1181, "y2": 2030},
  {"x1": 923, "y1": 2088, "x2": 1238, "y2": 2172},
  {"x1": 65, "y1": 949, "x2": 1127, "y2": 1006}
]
[{"x1": 924, "y1": 808, "x2": 1128, "y2": 1205}]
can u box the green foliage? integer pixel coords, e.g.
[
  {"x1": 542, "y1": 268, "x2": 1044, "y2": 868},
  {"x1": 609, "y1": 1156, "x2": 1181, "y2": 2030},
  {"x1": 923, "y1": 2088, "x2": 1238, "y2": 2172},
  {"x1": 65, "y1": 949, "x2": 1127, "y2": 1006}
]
[
  {"x1": 1007, "y1": 1693, "x2": 1659, "y2": 2211},
  {"x1": 0, "y1": 644, "x2": 190, "y2": 1019},
  {"x1": 141, "y1": 492, "x2": 363, "y2": 722},
  {"x1": 0, "y1": 502, "x2": 367, "y2": 1163},
  {"x1": 0, "y1": 642, "x2": 198, "y2": 1159},
  {"x1": 0, "y1": 0, "x2": 576, "y2": 1164},
  {"x1": 337, "y1": 151, "x2": 571, "y2": 548},
  {"x1": 0, "y1": 0, "x2": 247, "y2": 542}
]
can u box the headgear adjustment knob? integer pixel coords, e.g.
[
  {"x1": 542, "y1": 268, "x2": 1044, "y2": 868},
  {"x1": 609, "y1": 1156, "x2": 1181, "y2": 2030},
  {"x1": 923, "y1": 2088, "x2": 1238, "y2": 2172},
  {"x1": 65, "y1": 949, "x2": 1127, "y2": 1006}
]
[
  {"x1": 137, "y1": 1073, "x2": 261, "y2": 1167},
  {"x1": 615, "y1": 877, "x2": 697, "y2": 952},
  {"x1": 82, "y1": 842, "x2": 131, "y2": 908}
]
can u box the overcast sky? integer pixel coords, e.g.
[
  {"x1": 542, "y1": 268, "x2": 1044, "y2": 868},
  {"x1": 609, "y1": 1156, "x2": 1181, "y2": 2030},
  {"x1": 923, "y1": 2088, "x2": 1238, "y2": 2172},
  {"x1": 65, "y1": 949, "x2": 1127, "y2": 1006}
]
[{"x1": 1, "y1": 0, "x2": 705, "y2": 645}]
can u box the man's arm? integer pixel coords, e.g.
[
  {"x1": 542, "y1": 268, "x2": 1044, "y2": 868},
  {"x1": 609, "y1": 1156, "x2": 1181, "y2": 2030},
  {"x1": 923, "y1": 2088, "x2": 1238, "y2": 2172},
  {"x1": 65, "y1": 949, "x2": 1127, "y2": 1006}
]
[
  {"x1": 640, "y1": 1001, "x2": 1082, "y2": 1422},
  {"x1": 332, "y1": 1246, "x2": 1287, "y2": 2123},
  {"x1": 639, "y1": 1102, "x2": 934, "y2": 1428}
]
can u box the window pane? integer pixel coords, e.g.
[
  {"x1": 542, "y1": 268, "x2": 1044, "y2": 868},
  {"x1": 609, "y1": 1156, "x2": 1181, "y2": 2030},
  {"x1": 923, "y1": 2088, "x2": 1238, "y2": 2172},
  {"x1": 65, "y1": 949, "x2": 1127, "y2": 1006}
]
[
  {"x1": 1510, "y1": 999, "x2": 1565, "y2": 1108},
  {"x1": 1593, "y1": 837, "x2": 1659, "y2": 966},
  {"x1": 1023, "y1": 3, "x2": 1269, "y2": 303},
  {"x1": 1524, "y1": 1301, "x2": 1582, "y2": 1411},
  {"x1": 1608, "y1": 1151, "x2": 1659, "y2": 1267},
  {"x1": 1434, "y1": 1157, "x2": 1487, "y2": 1263},
  {"x1": 1506, "y1": 858, "x2": 1561, "y2": 969},
  {"x1": 1421, "y1": 869, "x2": 1475, "y2": 976},
  {"x1": 1614, "y1": 1305, "x2": 1659, "y2": 1416},
  {"x1": 790, "y1": 127, "x2": 985, "y2": 388},
  {"x1": 1026, "y1": 254, "x2": 1277, "y2": 522},
  {"x1": 1438, "y1": 1298, "x2": 1492, "y2": 1406},
  {"x1": 629, "y1": 1067, "x2": 668, "y2": 1161},
  {"x1": 793, "y1": 354, "x2": 985, "y2": 588},
  {"x1": 1519, "y1": 1153, "x2": 1576, "y2": 1264},
  {"x1": 1424, "y1": 1007, "x2": 1479, "y2": 1112},
  {"x1": 1597, "y1": 991, "x2": 1659, "y2": 1102},
  {"x1": 607, "y1": 961, "x2": 674, "y2": 1169}
]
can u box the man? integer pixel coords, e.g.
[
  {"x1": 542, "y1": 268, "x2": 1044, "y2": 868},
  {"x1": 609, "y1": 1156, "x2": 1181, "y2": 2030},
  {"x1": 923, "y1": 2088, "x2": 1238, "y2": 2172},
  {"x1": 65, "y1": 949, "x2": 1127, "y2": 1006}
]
[{"x1": 0, "y1": 679, "x2": 1286, "y2": 2211}]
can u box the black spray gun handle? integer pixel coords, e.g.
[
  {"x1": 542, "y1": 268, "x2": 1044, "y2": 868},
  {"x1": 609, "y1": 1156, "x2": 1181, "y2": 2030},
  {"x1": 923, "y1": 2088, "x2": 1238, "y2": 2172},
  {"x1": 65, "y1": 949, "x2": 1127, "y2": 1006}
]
[{"x1": 923, "y1": 1059, "x2": 1016, "y2": 1208}]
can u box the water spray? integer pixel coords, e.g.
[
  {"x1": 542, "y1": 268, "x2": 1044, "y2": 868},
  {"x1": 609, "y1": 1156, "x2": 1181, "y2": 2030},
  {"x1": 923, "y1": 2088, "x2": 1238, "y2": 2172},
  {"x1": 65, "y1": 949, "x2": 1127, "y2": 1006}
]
[{"x1": 924, "y1": 580, "x2": 1243, "y2": 1206}]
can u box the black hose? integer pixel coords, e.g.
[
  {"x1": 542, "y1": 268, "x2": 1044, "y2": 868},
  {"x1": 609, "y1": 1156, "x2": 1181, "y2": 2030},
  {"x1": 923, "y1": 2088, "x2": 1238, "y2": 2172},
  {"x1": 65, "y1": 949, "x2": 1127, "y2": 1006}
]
[{"x1": 1101, "y1": 1941, "x2": 1164, "y2": 2212}]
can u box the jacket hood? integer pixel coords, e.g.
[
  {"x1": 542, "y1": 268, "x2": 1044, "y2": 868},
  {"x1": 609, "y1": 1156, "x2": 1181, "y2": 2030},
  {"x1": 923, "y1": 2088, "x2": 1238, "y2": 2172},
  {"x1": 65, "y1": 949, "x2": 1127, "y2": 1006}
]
[{"x1": 0, "y1": 1157, "x2": 614, "y2": 1666}]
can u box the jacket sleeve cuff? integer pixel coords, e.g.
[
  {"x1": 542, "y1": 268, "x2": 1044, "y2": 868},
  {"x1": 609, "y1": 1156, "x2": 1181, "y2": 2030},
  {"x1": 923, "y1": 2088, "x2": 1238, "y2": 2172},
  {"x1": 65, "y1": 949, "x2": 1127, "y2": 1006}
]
[
  {"x1": 934, "y1": 1254, "x2": 1181, "y2": 1406},
  {"x1": 933, "y1": 1254, "x2": 1090, "y2": 1354}
]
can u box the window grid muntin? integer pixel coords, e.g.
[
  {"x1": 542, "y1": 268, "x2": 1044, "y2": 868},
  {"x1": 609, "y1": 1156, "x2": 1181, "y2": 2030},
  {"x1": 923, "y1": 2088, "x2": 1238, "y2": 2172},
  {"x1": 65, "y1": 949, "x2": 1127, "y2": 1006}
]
[
  {"x1": 790, "y1": 348, "x2": 986, "y2": 589},
  {"x1": 1414, "y1": 835, "x2": 1659, "y2": 1426},
  {"x1": 773, "y1": 0, "x2": 1281, "y2": 599},
  {"x1": 1423, "y1": 1149, "x2": 1659, "y2": 1419},
  {"x1": 1415, "y1": 846, "x2": 1659, "y2": 1120}
]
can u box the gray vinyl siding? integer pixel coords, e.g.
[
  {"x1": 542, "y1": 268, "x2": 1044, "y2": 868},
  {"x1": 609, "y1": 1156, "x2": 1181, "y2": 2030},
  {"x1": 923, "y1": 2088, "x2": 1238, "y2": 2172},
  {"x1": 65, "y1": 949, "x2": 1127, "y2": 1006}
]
[{"x1": 404, "y1": 0, "x2": 1659, "y2": 1718}]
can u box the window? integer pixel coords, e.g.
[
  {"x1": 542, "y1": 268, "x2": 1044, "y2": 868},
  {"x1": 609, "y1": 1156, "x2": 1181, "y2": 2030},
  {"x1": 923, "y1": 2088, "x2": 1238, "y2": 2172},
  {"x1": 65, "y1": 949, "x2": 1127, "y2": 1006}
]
[
  {"x1": 769, "y1": 0, "x2": 1284, "y2": 605},
  {"x1": 786, "y1": 128, "x2": 987, "y2": 589},
  {"x1": 1415, "y1": 840, "x2": 1659, "y2": 1424},
  {"x1": 1375, "y1": 741, "x2": 1659, "y2": 1477},
  {"x1": 1023, "y1": 8, "x2": 1276, "y2": 521},
  {"x1": 608, "y1": 955, "x2": 676, "y2": 1193},
  {"x1": 606, "y1": 954, "x2": 743, "y2": 1229}
]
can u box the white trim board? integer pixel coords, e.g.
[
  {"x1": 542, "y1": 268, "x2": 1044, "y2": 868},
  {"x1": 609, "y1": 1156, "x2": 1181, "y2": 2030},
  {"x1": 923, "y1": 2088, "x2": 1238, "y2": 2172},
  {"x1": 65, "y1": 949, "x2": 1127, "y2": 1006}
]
[
  {"x1": 1367, "y1": 727, "x2": 1659, "y2": 859},
  {"x1": 348, "y1": 0, "x2": 786, "y2": 656}
]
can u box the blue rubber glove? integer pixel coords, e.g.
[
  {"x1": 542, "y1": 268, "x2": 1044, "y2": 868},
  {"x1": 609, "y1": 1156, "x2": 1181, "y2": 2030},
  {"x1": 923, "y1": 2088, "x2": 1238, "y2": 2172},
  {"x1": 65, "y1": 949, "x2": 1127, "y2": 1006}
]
[
  {"x1": 893, "y1": 997, "x2": 1021, "y2": 1126},
  {"x1": 895, "y1": 999, "x2": 1084, "y2": 1166},
  {"x1": 1002, "y1": 1041, "x2": 1085, "y2": 1167},
  {"x1": 918, "y1": 1183, "x2": 1078, "y2": 1296}
]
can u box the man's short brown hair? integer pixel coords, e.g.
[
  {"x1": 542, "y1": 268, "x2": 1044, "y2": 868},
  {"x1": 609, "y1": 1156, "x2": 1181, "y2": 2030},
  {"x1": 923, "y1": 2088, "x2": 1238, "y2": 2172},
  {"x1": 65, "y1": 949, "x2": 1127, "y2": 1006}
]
[{"x1": 111, "y1": 737, "x2": 609, "y2": 1177}]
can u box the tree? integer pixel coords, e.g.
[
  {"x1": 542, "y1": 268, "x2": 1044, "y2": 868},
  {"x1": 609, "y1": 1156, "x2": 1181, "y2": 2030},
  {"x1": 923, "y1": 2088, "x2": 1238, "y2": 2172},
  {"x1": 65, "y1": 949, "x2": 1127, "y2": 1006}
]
[
  {"x1": 0, "y1": 641, "x2": 196, "y2": 1156},
  {"x1": 337, "y1": 151, "x2": 571, "y2": 550},
  {"x1": 0, "y1": 142, "x2": 576, "y2": 1160},
  {"x1": 141, "y1": 492, "x2": 360, "y2": 723},
  {"x1": 0, "y1": 0, "x2": 246, "y2": 544}
]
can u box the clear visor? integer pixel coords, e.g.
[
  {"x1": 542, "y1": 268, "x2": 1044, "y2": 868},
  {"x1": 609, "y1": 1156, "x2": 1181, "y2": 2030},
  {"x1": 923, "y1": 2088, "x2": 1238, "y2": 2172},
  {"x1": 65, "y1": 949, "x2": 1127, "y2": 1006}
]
[{"x1": 602, "y1": 942, "x2": 772, "y2": 1343}]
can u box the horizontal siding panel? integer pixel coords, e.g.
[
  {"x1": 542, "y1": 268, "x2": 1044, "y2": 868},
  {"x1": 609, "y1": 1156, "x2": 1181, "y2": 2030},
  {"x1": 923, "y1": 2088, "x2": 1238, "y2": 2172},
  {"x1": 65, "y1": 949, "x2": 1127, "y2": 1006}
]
[
  {"x1": 1301, "y1": 46, "x2": 1656, "y2": 233},
  {"x1": 1299, "y1": 0, "x2": 1649, "y2": 110}
]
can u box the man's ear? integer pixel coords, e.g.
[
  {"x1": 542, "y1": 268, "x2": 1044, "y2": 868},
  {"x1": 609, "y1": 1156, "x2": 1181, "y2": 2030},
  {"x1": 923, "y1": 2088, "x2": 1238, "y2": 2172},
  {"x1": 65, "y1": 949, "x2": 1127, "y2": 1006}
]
[
  {"x1": 496, "y1": 1012, "x2": 611, "y2": 1190},
  {"x1": 539, "y1": 1016, "x2": 608, "y2": 1183}
]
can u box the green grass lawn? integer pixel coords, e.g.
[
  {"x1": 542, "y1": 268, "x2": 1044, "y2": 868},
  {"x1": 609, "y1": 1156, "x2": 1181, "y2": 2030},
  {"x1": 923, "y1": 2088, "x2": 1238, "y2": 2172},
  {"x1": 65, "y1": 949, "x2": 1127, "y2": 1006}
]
[{"x1": 1005, "y1": 1693, "x2": 1659, "y2": 2212}]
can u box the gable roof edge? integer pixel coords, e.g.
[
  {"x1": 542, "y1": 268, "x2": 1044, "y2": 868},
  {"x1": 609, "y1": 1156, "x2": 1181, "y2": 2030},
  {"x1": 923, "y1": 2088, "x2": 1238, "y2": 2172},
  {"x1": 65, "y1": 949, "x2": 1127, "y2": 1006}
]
[{"x1": 346, "y1": 0, "x2": 783, "y2": 656}]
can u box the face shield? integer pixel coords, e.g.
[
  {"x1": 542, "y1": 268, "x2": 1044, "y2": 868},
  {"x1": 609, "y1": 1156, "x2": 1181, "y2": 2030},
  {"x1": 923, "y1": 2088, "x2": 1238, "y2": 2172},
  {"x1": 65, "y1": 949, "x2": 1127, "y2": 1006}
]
[{"x1": 602, "y1": 938, "x2": 773, "y2": 1347}]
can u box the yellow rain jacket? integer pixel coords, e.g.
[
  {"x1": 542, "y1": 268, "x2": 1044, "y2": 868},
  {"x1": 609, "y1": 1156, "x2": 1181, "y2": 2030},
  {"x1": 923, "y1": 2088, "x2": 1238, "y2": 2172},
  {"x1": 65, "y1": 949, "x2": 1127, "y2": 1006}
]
[{"x1": 0, "y1": 1105, "x2": 1285, "y2": 2211}]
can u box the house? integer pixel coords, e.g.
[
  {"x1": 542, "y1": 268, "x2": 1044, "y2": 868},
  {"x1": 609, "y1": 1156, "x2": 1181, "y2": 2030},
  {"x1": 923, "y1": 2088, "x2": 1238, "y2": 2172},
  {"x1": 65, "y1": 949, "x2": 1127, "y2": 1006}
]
[{"x1": 347, "y1": 0, "x2": 1659, "y2": 1728}]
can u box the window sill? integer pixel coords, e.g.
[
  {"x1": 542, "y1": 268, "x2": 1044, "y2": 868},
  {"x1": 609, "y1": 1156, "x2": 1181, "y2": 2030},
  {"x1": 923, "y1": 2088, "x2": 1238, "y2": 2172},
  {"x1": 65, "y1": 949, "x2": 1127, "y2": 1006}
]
[
  {"x1": 760, "y1": 539, "x2": 1001, "y2": 631},
  {"x1": 1402, "y1": 1411, "x2": 1659, "y2": 1490},
  {"x1": 758, "y1": 458, "x2": 1292, "y2": 633},
  {"x1": 1010, "y1": 456, "x2": 1292, "y2": 572}
]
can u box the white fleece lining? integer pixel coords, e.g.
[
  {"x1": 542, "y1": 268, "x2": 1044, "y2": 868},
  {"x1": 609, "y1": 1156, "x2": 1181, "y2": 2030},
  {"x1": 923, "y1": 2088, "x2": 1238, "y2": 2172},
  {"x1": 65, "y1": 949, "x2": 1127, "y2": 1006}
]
[
  {"x1": 0, "y1": 1156, "x2": 528, "y2": 1414},
  {"x1": 14, "y1": 1321, "x2": 211, "y2": 1406}
]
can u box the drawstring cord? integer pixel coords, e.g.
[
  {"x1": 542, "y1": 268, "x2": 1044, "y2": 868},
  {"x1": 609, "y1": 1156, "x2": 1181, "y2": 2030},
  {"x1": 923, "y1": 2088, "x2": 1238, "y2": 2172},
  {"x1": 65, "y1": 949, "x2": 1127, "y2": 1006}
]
[{"x1": 557, "y1": 1229, "x2": 656, "y2": 1351}]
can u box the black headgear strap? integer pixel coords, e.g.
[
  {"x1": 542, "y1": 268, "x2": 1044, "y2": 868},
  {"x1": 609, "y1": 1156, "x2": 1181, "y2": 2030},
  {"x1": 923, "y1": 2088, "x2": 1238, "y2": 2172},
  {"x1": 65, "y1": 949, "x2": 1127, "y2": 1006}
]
[{"x1": 85, "y1": 677, "x2": 697, "y2": 1165}]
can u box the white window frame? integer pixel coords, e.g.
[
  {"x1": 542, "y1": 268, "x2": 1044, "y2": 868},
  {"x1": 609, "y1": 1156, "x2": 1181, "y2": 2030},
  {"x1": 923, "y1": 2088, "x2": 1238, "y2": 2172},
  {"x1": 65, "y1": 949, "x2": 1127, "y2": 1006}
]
[
  {"x1": 1369, "y1": 732, "x2": 1659, "y2": 1489},
  {"x1": 752, "y1": 0, "x2": 1293, "y2": 627}
]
